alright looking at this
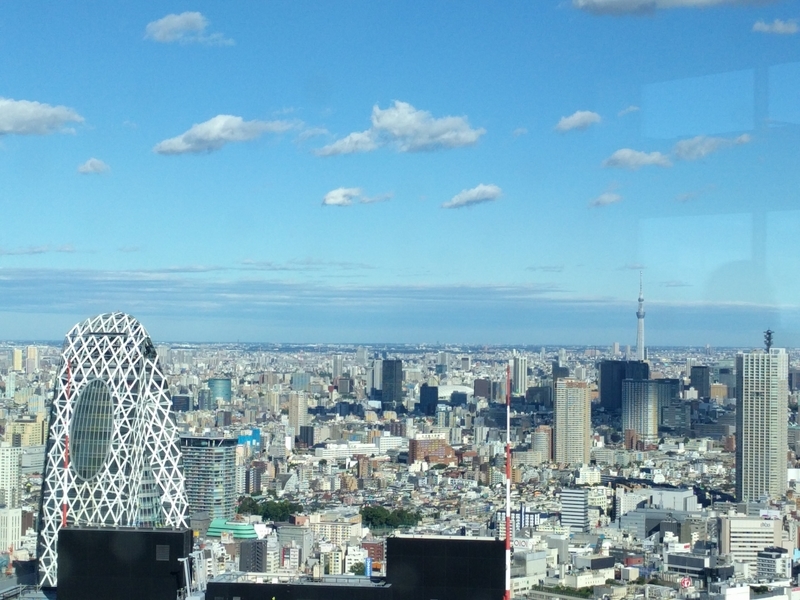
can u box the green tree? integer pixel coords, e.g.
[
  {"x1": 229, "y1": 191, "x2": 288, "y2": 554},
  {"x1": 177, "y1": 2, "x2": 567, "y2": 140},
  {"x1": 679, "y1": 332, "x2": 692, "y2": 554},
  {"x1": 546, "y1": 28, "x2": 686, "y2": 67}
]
[
  {"x1": 237, "y1": 495, "x2": 260, "y2": 515},
  {"x1": 349, "y1": 562, "x2": 366, "y2": 576}
]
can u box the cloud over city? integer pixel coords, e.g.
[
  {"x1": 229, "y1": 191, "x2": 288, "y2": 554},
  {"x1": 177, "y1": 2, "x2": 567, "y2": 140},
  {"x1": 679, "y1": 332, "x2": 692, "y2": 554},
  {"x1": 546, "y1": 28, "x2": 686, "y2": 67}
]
[
  {"x1": 145, "y1": 12, "x2": 233, "y2": 45},
  {"x1": 603, "y1": 149, "x2": 672, "y2": 169},
  {"x1": 442, "y1": 184, "x2": 502, "y2": 209},
  {"x1": 154, "y1": 115, "x2": 295, "y2": 154},
  {"x1": 322, "y1": 187, "x2": 392, "y2": 207},
  {"x1": 317, "y1": 101, "x2": 485, "y2": 156},
  {"x1": 673, "y1": 134, "x2": 751, "y2": 160},
  {"x1": 590, "y1": 192, "x2": 622, "y2": 207},
  {"x1": 753, "y1": 18, "x2": 798, "y2": 34},
  {"x1": 77, "y1": 158, "x2": 110, "y2": 174},
  {"x1": 555, "y1": 110, "x2": 601, "y2": 132},
  {"x1": 574, "y1": 0, "x2": 772, "y2": 16},
  {"x1": 0, "y1": 97, "x2": 83, "y2": 136}
]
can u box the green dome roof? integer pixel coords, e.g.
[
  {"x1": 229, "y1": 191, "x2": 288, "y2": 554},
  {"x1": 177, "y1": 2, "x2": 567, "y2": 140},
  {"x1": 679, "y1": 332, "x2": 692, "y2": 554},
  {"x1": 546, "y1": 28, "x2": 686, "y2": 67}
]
[{"x1": 206, "y1": 518, "x2": 259, "y2": 539}]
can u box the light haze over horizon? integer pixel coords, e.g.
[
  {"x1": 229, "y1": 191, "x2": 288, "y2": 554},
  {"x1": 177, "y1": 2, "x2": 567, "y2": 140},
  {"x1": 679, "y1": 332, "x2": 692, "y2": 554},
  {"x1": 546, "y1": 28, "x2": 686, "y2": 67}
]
[{"x1": 2, "y1": 1, "x2": 800, "y2": 346}]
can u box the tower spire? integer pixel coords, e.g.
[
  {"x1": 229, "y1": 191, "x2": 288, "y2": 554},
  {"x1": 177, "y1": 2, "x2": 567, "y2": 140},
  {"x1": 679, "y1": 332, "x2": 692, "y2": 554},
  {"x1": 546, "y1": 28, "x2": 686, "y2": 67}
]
[{"x1": 636, "y1": 272, "x2": 645, "y2": 361}]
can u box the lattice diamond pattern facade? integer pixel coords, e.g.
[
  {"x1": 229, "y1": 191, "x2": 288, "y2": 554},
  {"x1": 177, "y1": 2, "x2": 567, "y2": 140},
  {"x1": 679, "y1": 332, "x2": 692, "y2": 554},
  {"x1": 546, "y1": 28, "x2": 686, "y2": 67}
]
[{"x1": 37, "y1": 313, "x2": 188, "y2": 587}]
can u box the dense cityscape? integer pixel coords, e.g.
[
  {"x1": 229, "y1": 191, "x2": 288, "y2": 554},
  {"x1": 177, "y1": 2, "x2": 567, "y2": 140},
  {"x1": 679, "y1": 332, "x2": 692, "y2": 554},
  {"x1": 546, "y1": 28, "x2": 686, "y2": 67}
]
[
  {"x1": 4, "y1": 2, "x2": 799, "y2": 599},
  {"x1": 1, "y1": 283, "x2": 800, "y2": 600}
]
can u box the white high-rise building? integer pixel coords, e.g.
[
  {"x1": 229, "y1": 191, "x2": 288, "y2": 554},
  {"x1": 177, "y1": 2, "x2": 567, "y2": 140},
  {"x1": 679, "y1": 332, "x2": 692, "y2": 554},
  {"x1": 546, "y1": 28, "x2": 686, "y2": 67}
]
[
  {"x1": 512, "y1": 352, "x2": 528, "y2": 396},
  {"x1": 3, "y1": 373, "x2": 15, "y2": 399},
  {"x1": 0, "y1": 444, "x2": 22, "y2": 508},
  {"x1": 736, "y1": 348, "x2": 788, "y2": 501},
  {"x1": 0, "y1": 508, "x2": 21, "y2": 552},
  {"x1": 332, "y1": 354, "x2": 344, "y2": 379},
  {"x1": 560, "y1": 488, "x2": 590, "y2": 533},
  {"x1": 554, "y1": 379, "x2": 590, "y2": 465}
]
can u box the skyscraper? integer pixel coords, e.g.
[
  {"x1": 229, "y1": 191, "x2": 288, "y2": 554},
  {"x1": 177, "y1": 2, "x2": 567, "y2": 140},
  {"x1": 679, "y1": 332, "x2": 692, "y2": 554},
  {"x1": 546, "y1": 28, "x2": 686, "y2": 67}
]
[
  {"x1": 381, "y1": 359, "x2": 403, "y2": 411},
  {"x1": 636, "y1": 272, "x2": 645, "y2": 361},
  {"x1": 180, "y1": 435, "x2": 237, "y2": 519},
  {"x1": 554, "y1": 379, "x2": 590, "y2": 465},
  {"x1": 332, "y1": 354, "x2": 344, "y2": 379},
  {"x1": 690, "y1": 365, "x2": 711, "y2": 399},
  {"x1": 288, "y1": 391, "x2": 308, "y2": 434},
  {"x1": 736, "y1": 348, "x2": 788, "y2": 502},
  {"x1": 621, "y1": 379, "x2": 657, "y2": 447},
  {"x1": 598, "y1": 360, "x2": 649, "y2": 412},
  {"x1": 512, "y1": 352, "x2": 528, "y2": 396},
  {"x1": 37, "y1": 313, "x2": 188, "y2": 587}
]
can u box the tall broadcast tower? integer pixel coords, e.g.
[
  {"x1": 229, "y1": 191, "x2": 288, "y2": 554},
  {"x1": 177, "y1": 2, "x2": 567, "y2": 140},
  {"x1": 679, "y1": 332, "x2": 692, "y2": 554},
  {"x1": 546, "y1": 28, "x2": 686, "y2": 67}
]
[{"x1": 636, "y1": 272, "x2": 645, "y2": 361}]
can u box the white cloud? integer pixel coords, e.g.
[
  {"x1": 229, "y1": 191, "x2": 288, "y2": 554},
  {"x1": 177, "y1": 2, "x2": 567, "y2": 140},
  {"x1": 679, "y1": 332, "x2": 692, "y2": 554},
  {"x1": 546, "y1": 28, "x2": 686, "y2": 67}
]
[
  {"x1": 555, "y1": 110, "x2": 601, "y2": 132},
  {"x1": 603, "y1": 148, "x2": 672, "y2": 169},
  {"x1": 0, "y1": 244, "x2": 74, "y2": 256},
  {"x1": 574, "y1": 0, "x2": 771, "y2": 15},
  {"x1": 145, "y1": 12, "x2": 233, "y2": 45},
  {"x1": 590, "y1": 192, "x2": 622, "y2": 207},
  {"x1": 360, "y1": 192, "x2": 393, "y2": 205},
  {"x1": 673, "y1": 133, "x2": 751, "y2": 160},
  {"x1": 753, "y1": 18, "x2": 798, "y2": 34},
  {"x1": 322, "y1": 187, "x2": 391, "y2": 206},
  {"x1": 297, "y1": 127, "x2": 330, "y2": 141},
  {"x1": 0, "y1": 97, "x2": 83, "y2": 135},
  {"x1": 77, "y1": 158, "x2": 110, "y2": 174},
  {"x1": 618, "y1": 105, "x2": 640, "y2": 117},
  {"x1": 154, "y1": 115, "x2": 294, "y2": 155},
  {"x1": 323, "y1": 187, "x2": 362, "y2": 207},
  {"x1": 513, "y1": 127, "x2": 528, "y2": 137},
  {"x1": 442, "y1": 184, "x2": 502, "y2": 209},
  {"x1": 317, "y1": 101, "x2": 485, "y2": 156},
  {"x1": 316, "y1": 130, "x2": 378, "y2": 156}
]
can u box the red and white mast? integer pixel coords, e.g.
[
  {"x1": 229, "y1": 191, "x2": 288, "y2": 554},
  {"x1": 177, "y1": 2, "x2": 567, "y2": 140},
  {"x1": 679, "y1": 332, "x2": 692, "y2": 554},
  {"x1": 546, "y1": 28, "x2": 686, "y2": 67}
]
[
  {"x1": 62, "y1": 360, "x2": 71, "y2": 528},
  {"x1": 505, "y1": 363, "x2": 512, "y2": 600}
]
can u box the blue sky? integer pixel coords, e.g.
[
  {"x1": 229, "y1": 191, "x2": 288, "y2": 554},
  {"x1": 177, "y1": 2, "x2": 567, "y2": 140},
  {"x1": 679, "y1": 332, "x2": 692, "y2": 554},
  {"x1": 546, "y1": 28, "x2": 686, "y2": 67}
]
[{"x1": 2, "y1": 1, "x2": 800, "y2": 345}]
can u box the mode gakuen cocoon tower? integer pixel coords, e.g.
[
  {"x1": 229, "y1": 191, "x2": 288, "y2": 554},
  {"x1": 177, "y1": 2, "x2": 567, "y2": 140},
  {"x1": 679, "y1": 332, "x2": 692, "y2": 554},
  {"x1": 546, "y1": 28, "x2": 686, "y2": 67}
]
[{"x1": 37, "y1": 313, "x2": 188, "y2": 588}]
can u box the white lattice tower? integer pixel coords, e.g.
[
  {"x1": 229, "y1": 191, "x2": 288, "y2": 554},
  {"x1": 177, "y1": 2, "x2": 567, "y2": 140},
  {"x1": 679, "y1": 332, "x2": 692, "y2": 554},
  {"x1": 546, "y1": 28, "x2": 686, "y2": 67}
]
[{"x1": 37, "y1": 313, "x2": 188, "y2": 587}]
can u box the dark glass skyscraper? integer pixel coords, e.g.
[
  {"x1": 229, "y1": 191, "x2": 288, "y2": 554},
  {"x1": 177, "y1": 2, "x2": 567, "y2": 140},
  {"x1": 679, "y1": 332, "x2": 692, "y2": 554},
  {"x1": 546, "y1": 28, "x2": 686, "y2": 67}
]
[
  {"x1": 381, "y1": 359, "x2": 403, "y2": 411},
  {"x1": 598, "y1": 360, "x2": 649, "y2": 412},
  {"x1": 690, "y1": 365, "x2": 711, "y2": 399}
]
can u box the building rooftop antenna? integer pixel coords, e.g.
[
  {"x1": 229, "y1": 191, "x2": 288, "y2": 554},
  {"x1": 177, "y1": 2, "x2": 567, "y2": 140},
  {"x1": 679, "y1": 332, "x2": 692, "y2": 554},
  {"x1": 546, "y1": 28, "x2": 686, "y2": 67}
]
[{"x1": 764, "y1": 329, "x2": 774, "y2": 352}]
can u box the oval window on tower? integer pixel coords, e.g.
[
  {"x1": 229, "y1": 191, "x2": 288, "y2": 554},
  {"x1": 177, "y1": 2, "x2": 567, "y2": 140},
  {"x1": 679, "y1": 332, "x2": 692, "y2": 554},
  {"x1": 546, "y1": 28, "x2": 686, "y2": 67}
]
[{"x1": 70, "y1": 379, "x2": 114, "y2": 480}]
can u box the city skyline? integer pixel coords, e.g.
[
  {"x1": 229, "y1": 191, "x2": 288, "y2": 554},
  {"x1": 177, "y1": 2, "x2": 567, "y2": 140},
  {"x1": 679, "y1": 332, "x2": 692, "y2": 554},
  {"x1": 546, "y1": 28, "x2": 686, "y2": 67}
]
[{"x1": 2, "y1": 2, "x2": 800, "y2": 345}]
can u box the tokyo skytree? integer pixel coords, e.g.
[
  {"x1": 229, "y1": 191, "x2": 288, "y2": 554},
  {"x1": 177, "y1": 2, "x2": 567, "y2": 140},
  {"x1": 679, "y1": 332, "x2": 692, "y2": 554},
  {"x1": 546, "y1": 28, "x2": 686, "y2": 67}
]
[{"x1": 636, "y1": 272, "x2": 645, "y2": 361}]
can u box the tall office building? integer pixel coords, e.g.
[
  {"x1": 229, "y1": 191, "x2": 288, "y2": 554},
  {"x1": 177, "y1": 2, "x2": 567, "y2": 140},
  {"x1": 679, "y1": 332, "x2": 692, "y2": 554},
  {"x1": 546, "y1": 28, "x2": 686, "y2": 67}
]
[
  {"x1": 332, "y1": 354, "x2": 344, "y2": 379},
  {"x1": 0, "y1": 444, "x2": 22, "y2": 508},
  {"x1": 598, "y1": 360, "x2": 649, "y2": 412},
  {"x1": 635, "y1": 272, "x2": 645, "y2": 361},
  {"x1": 3, "y1": 372, "x2": 15, "y2": 399},
  {"x1": 26, "y1": 345, "x2": 39, "y2": 374},
  {"x1": 180, "y1": 435, "x2": 237, "y2": 520},
  {"x1": 381, "y1": 359, "x2": 403, "y2": 411},
  {"x1": 38, "y1": 313, "x2": 188, "y2": 587},
  {"x1": 288, "y1": 391, "x2": 308, "y2": 434},
  {"x1": 208, "y1": 378, "x2": 232, "y2": 405},
  {"x1": 11, "y1": 349, "x2": 22, "y2": 372},
  {"x1": 690, "y1": 365, "x2": 711, "y2": 399},
  {"x1": 419, "y1": 384, "x2": 438, "y2": 417},
  {"x1": 512, "y1": 352, "x2": 528, "y2": 396},
  {"x1": 532, "y1": 425, "x2": 552, "y2": 462},
  {"x1": 554, "y1": 379, "x2": 590, "y2": 465},
  {"x1": 736, "y1": 348, "x2": 789, "y2": 502},
  {"x1": 621, "y1": 379, "x2": 681, "y2": 446},
  {"x1": 560, "y1": 488, "x2": 590, "y2": 533}
]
